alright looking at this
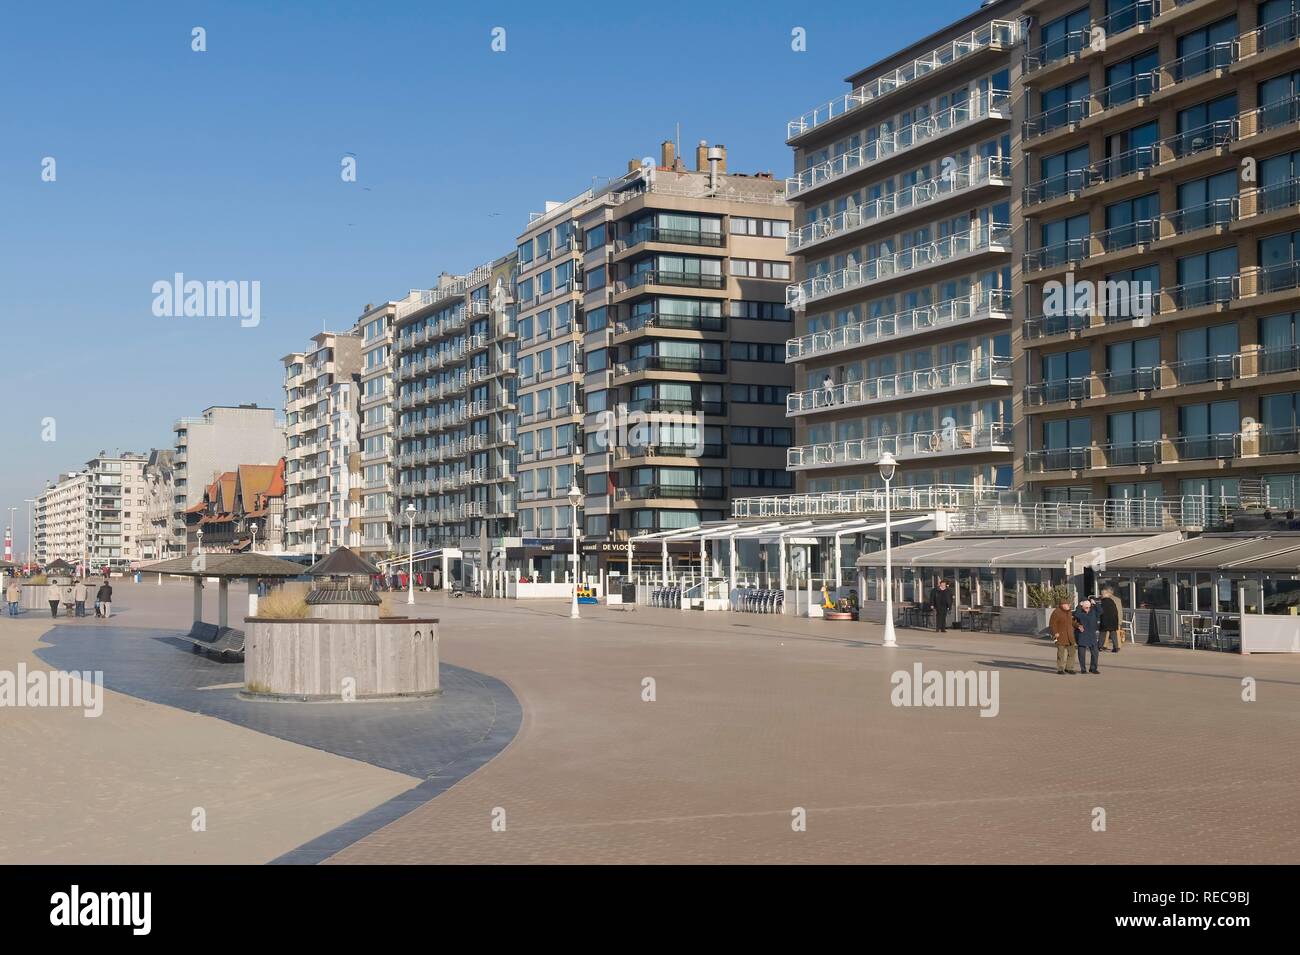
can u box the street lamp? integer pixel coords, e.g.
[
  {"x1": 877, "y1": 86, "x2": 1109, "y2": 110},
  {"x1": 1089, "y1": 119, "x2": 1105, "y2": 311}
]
[
  {"x1": 309, "y1": 514, "x2": 317, "y2": 564},
  {"x1": 23, "y1": 499, "x2": 34, "y2": 573},
  {"x1": 250, "y1": 522, "x2": 259, "y2": 554},
  {"x1": 405, "y1": 503, "x2": 416, "y2": 605},
  {"x1": 878, "y1": 451, "x2": 898, "y2": 648},
  {"x1": 567, "y1": 484, "x2": 581, "y2": 620}
]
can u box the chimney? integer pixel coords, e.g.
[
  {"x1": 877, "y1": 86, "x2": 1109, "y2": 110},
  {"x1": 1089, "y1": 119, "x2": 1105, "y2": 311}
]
[
  {"x1": 695, "y1": 140, "x2": 708, "y2": 172},
  {"x1": 661, "y1": 139, "x2": 675, "y2": 169},
  {"x1": 628, "y1": 158, "x2": 641, "y2": 174},
  {"x1": 715, "y1": 144, "x2": 727, "y2": 174}
]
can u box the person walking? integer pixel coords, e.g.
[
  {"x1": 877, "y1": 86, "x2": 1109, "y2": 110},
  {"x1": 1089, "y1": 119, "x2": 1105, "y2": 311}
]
[
  {"x1": 97, "y1": 580, "x2": 113, "y2": 619},
  {"x1": 1049, "y1": 598, "x2": 1078, "y2": 674},
  {"x1": 5, "y1": 577, "x2": 21, "y2": 616},
  {"x1": 929, "y1": 578, "x2": 953, "y2": 633},
  {"x1": 1073, "y1": 596, "x2": 1102, "y2": 674},
  {"x1": 1099, "y1": 585, "x2": 1124, "y2": 652},
  {"x1": 61, "y1": 582, "x2": 75, "y2": 618},
  {"x1": 47, "y1": 576, "x2": 61, "y2": 617},
  {"x1": 73, "y1": 579, "x2": 88, "y2": 618}
]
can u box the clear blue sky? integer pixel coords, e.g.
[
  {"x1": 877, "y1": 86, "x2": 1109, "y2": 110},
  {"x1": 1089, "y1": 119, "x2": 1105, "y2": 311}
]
[{"x1": 0, "y1": 0, "x2": 979, "y2": 549}]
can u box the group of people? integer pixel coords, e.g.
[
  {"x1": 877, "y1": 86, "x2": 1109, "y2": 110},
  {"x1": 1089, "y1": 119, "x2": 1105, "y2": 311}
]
[
  {"x1": 1050, "y1": 586, "x2": 1125, "y2": 675},
  {"x1": 2, "y1": 575, "x2": 114, "y2": 619},
  {"x1": 374, "y1": 571, "x2": 427, "y2": 591}
]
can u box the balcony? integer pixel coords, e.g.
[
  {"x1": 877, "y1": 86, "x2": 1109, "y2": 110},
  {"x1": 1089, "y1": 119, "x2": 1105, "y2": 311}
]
[
  {"x1": 787, "y1": 90, "x2": 1011, "y2": 200},
  {"x1": 619, "y1": 270, "x2": 725, "y2": 293},
  {"x1": 614, "y1": 355, "x2": 726, "y2": 376},
  {"x1": 1241, "y1": 176, "x2": 1300, "y2": 220},
  {"x1": 787, "y1": 19, "x2": 1019, "y2": 141},
  {"x1": 616, "y1": 484, "x2": 728, "y2": 502},
  {"x1": 1240, "y1": 94, "x2": 1300, "y2": 141},
  {"x1": 624, "y1": 398, "x2": 726, "y2": 416},
  {"x1": 614, "y1": 312, "x2": 726, "y2": 335},
  {"x1": 787, "y1": 423, "x2": 1011, "y2": 471},
  {"x1": 788, "y1": 224, "x2": 1011, "y2": 309},
  {"x1": 787, "y1": 157, "x2": 1010, "y2": 254},
  {"x1": 617, "y1": 442, "x2": 726, "y2": 460},
  {"x1": 786, "y1": 289, "x2": 1009, "y2": 363},
  {"x1": 1023, "y1": 99, "x2": 1090, "y2": 142},
  {"x1": 787, "y1": 356, "x2": 1012, "y2": 417},
  {"x1": 1238, "y1": 11, "x2": 1300, "y2": 61},
  {"x1": 617, "y1": 227, "x2": 724, "y2": 251}
]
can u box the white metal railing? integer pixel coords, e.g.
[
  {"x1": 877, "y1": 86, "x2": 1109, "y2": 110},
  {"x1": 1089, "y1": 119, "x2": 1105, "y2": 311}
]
[
  {"x1": 787, "y1": 90, "x2": 1011, "y2": 199},
  {"x1": 730, "y1": 484, "x2": 1006, "y2": 520},
  {"x1": 787, "y1": 20, "x2": 1019, "y2": 140},
  {"x1": 787, "y1": 157, "x2": 1010, "y2": 254},
  {"x1": 788, "y1": 357, "x2": 1011, "y2": 416},
  {"x1": 786, "y1": 289, "x2": 1010, "y2": 363},
  {"x1": 787, "y1": 223, "x2": 1010, "y2": 309},
  {"x1": 787, "y1": 423, "x2": 1012, "y2": 470}
]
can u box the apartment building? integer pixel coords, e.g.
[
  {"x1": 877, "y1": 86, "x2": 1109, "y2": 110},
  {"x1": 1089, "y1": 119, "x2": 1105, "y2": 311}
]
[
  {"x1": 138, "y1": 449, "x2": 176, "y2": 561},
  {"x1": 578, "y1": 143, "x2": 796, "y2": 540},
  {"x1": 172, "y1": 404, "x2": 285, "y2": 555},
  {"x1": 392, "y1": 256, "x2": 518, "y2": 553},
  {"x1": 1017, "y1": 0, "x2": 1300, "y2": 511},
  {"x1": 781, "y1": 5, "x2": 1022, "y2": 505},
  {"x1": 514, "y1": 192, "x2": 589, "y2": 541},
  {"x1": 282, "y1": 330, "x2": 363, "y2": 555},
  {"x1": 357, "y1": 301, "x2": 398, "y2": 558},
  {"x1": 35, "y1": 472, "x2": 88, "y2": 565}
]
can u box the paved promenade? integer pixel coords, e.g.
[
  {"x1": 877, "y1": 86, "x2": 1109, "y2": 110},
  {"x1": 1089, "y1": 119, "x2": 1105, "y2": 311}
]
[{"x1": 4, "y1": 578, "x2": 1299, "y2": 863}]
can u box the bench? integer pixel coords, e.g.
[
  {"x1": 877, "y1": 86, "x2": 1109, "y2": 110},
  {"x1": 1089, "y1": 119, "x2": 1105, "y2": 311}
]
[{"x1": 176, "y1": 622, "x2": 247, "y2": 660}]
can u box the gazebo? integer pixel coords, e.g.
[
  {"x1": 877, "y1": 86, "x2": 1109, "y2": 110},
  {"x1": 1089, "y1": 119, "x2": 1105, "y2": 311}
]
[
  {"x1": 45, "y1": 558, "x2": 75, "y2": 575},
  {"x1": 138, "y1": 553, "x2": 308, "y2": 639}
]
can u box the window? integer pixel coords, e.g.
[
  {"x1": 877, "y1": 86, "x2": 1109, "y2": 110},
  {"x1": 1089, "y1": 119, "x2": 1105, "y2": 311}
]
[
  {"x1": 729, "y1": 259, "x2": 791, "y2": 279},
  {"x1": 1103, "y1": 49, "x2": 1158, "y2": 108},
  {"x1": 1038, "y1": 145, "x2": 1089, "y2": 199},
  {"x1": 586, "y1": 265, "x2": 606, "y2": 291},
  {"x1": 730, "y1": 217, "x2": 789, "y2": 237},
  {"x1": 728, "y1": 342, "x2": 783, "y2": 363},
  {"x1": 731, "y1": 468, "x2": 793, "y2": 488},
  {"x1": 1040, "y1": 77, "x2": 1089, "y2": 131},
  {"x1": 1106, "y1": 337, "x2": 1160, "y2": 393},
  {"x1": 517, "y1": 239, "x2": 534, "y2": 265},
  {"x1": 1177, "y1": 400, "x2": 1239, "y2": 458},
  {"x1": 730, "y1": 300, "x2": 792, "y2": 321},
  {"x1": 1175, "y1": 15, "x2": 1237, "y2": 81},
  {"x1": 584, "y1": 223, "x2": 606, "y2": 251},
  {"x1": 1039, "y1": 6, "x2": 1090, "y2": 65},
  {"x1": 586, "y1": 306, "x2": 607, "y2": 332},
  {"x1": 1176, "y1": 248, "x2": 1238, "y2": 306},
  {"x1": 730, "y1": 384, "x2": 790, "y2": 404},
  {"x1": 586, "y1": 348, "x2": 608, "y2": 372},
  {"x1": 1175, "y1": 170, "x2": 1236, "y2": 232},
  {"x1": 730, "y1": 427, "x2": 792, "y2": 446},
  {"x1": 1176, "y1": 324, "x2": 1237, "y2": 383}
]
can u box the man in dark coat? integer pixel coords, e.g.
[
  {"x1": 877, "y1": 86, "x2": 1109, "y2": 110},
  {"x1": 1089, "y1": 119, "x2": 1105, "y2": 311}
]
[
  {"x1": 1098, "y1": 586, "x2": 1123, "y2": 653},
  {"x1": 929, "y1": 579, "x2": 953, "y2": 632},
  {"x1": 1073, "y1": 597, "x2": 1102, "y2": 674}
]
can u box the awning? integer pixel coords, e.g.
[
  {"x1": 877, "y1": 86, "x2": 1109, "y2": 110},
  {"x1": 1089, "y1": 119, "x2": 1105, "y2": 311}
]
[
  {"x1": 857, "y1": 534, "x2": 1169, "y2": 571},
  {"x1": 1107, "y1": 533, "x2": 1300, "y2": 572}
]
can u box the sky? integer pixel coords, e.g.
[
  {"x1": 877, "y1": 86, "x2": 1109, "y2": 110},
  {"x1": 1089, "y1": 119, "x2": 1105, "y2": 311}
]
[{"x1": 0, "y1": 0, "x2": 982, "y2": 552}]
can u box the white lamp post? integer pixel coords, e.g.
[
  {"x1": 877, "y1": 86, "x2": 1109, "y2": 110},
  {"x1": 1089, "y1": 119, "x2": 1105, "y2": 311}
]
[
  {"x1": 405, "y1": 503, "x2": 416, "y2": 605},
  {"x1": 309, "y1": 514, "x2": 317, "y2": 565},
  {"x1": 24, "y1": 498, "x2": 34, "y2": 573},
  {"x1": 878, "y1": 451, "x2": 898, "y2": 648},
  {"x1": 567, "y1": 484, "x2": 581, "y2": 619},
  {"x1": 250, "y1": 522, "x2": 259, "y2": 554}
]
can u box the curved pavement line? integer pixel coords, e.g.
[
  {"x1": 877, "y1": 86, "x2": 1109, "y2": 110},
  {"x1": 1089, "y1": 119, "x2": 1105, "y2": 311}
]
[
  {"x1": 29, "y1": 623, "x2": 522, "y2": 865},
  {"x1": 272, "y1": 665, "x2": 522, "y2": 865}
]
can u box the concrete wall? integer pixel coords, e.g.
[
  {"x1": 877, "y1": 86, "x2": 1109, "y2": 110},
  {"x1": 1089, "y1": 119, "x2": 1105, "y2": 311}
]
[{"x1": 244, "y1": 616, "x2": 439, "y2": 699}]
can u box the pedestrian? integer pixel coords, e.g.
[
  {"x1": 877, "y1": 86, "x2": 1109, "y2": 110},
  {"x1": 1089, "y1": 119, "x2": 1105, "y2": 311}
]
[
  {"x1": 1049, "y1": 598, "x2": 1077, "y2": 674},
  {"x1": 48, "y1": 582, "x2": 61, "y2": 618},
  {"x1": 97, "y1": 580, "x2": 113, "y2": 619},
  {"x1": 73, "y1": 579, "x2": 88, "y2": 618},
  {"x1": 822, "y1": 372, "x2": 835, "y2": 404},
  {"x1": 61, "y1": 582, "x2": 75, "y2": 618},
  {"x1": 1073, "y1": 596, "x2": 1102, "y2": 674},
  {"x1": 1099, "y1": 585, "x2": 1124, "y2": 653},
  {"x1": 416, "y1": 572, "x2": 424, "y2": 589},
  {"x1": 929, "y1": 578, "x2": 952, "y2": 633},
  {"x1": 5, "y1": 576, "x2": 21, "y2": 616}
]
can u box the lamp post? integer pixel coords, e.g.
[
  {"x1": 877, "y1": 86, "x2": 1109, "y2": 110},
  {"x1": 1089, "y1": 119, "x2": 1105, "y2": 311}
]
[
  {"x1": 878, "y1": 452, "x2": 898, "y2": 648},
  {"x1": 567, "y1": 484, "x2": 581, "y2": 619},
  {"x1": 23, "y1": 499, "x2": 34, "y2": 572},
  {"x1": 309, "y1": 514, "x2": 317, "y2": 564},
  {"x1": 250, "y1": 522, "x2": 259, "y2": 554},
  {"x1": 405, "y1": 503, "x2": 416, "y2": 606}
]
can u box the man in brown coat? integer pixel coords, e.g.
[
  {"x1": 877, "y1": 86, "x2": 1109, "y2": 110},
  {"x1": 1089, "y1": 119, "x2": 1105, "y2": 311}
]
[{"x1": 1050, "y1": 598, "x2": 1078, "y2": 674}]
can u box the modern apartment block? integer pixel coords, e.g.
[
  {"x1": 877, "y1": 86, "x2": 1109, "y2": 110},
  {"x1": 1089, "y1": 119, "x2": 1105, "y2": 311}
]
[
  {"x1": 357, "y1": 300, "x2": 398, "y2": 558},
  {"x1": 35, "y1": 471, "x2": 88, "y2": 565},
  {"x1": 514, "y1": 193, "x2": 589, "y2": 541},
  {"x1": 579, "y1": 142, "x2": 796, "y2": 539},
  {"x1": 1017, "y1": 0, "x2": 1300, "y2": 511},
  {"x1": 392, "y1": 256, "x2": 518, "y2": 552},
  {"x1": 138, "y1": 449, "x2": 176, "y2": 561},
  {"x1": 781, "y1": 5, "x2": 1022, "y2": 505},
  {"x1": 282, "y1": 330, "x2": 363, "y2": 555},
  {"x1": 172, "y1": 404, "x2": 285, "y2": 555}
]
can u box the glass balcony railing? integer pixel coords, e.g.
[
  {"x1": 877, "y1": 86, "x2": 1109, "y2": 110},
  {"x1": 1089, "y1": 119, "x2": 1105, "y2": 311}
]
[
  {"x1": 787, "y1": 19, "x2": 1019, "y2": 140},
  {"x1": 785, "y1": 289, "x2": 1010, "y2": 363},
  {"x1": 787, "y1": 90, "x2": 1010, "y2": 198},
  {"x1": 787, "y1": 157, "x2": 1010, "y2": 254},
  {"x1": 787, "y1": 224, "x2": 1010, "y2": 309},
  {"x1": 787, "y1": 357, "x2": 1011, "y2": 416},
  {"x1": 787, "y1": 423, "x2": 1011, "y2": 470}
]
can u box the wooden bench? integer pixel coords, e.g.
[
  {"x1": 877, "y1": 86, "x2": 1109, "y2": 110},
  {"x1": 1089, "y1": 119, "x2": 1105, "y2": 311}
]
[{"x1": 176, "y1": 622, "x2": 247, "y2": 660}]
